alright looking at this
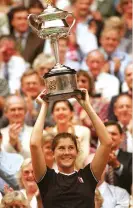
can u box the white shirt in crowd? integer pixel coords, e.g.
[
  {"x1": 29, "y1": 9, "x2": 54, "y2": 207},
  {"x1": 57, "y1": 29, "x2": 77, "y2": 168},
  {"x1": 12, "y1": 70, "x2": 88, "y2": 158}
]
[
  {"x1": 1, "y1": 124, "x2": 33, "y2": 159},
  {"x1": 76, "y1": 23, "x2": 98, "y2": 57},
  {"x1": 0, "y1": 55, "x2": 27, "y2": 93},
  {"x1": 21, "y1": 189, "x2": 38, "y2": 208},
  {"x1": 98, "y1": 181, "x2": 130, "y2": 208},
  {"x1": 94, "y1": 72, "x2": 120, "y2": 101}
]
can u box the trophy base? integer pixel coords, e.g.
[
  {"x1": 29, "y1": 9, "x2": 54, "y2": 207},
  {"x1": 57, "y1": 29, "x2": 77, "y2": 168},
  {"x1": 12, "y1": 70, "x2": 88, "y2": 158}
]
[{"x1": 43, "y1": 89, "x2": 85, "y2": 102}]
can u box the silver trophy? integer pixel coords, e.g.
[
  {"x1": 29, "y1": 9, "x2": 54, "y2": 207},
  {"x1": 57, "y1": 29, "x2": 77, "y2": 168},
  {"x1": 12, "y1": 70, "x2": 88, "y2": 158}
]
[{"x1": 28, "y1": 0, "x2": 84, "y2": 101}]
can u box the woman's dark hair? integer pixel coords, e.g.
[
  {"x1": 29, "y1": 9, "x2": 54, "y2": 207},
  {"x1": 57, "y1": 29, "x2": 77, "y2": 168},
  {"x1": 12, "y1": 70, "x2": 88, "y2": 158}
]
[
  {"x1": 77, "y1": 70, "x2": 94, "y2": 95},
  {"x1": 51, "y1": 100, "x2": 74, "y2": 113},
  {"x1": 104, "y1": 121, "x2": 123, "y2": 134},
  {"x1": 28, "y1": 1, "x2": 44, "y2": 10},
  {"x1": 52, "y1": 132, "x2": 79, "y2": 152}
]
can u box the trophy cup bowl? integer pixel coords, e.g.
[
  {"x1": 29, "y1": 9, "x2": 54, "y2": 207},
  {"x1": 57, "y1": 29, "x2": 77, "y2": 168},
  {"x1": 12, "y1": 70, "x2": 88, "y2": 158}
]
[{"x1": 28, "y1": 1, "x2": 85, "y2": 101}]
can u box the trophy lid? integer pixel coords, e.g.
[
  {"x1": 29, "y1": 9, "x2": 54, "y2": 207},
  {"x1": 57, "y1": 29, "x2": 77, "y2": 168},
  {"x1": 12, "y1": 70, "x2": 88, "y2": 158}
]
[
  {"x1": 44, "y1": 64, "x2": 76, "y2": 78},
  {"x1": 38, "y1": 4, "x2": 68, "y2": 21}
]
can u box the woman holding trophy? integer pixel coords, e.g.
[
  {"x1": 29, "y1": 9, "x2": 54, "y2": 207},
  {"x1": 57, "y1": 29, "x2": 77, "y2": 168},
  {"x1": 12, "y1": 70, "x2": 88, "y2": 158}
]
[{"x1": 30, "y1": 88, "x2": 112, "y2": 208}]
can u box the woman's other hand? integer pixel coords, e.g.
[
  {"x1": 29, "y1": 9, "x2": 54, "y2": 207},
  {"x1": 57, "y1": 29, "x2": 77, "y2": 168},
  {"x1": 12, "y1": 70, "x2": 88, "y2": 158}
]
[
  {"x1": 36, "y1": 89, "x2": 49, "y2": 106},
  {"x1": 75, "y1": 88, "x2": 90, "y2": 110}
]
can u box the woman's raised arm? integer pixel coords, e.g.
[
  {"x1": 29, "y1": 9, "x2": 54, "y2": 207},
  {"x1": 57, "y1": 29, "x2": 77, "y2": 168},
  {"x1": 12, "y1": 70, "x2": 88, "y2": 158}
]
[
  {"x1": 30, "y1": 91, "x2": 48, "y2": 182},
  {"x1": 76, "y1": 89, "x2": 112, "y2": 181}
]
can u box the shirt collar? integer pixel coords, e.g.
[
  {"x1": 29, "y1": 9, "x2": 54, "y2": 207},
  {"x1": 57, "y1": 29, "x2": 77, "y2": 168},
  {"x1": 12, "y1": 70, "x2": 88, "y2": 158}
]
[{"x1": 14, "y1": 30, "x2": 29, "y2": 39}]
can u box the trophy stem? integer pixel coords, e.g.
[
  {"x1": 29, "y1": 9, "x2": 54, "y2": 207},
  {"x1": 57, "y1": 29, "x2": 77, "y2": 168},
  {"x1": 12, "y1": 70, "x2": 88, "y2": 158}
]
[{"x1": 51, "y1": 37, "x2": 60, "y2": 65}]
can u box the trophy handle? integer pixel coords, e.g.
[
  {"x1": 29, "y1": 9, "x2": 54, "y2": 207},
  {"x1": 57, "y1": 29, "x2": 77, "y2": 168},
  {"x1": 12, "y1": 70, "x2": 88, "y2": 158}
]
[
  {"x1": 66, "y1": 12, "x2": 76, "y2": 35},
  {"x1": 28, "y1": 14, "x2": 42, "y2": 33}
]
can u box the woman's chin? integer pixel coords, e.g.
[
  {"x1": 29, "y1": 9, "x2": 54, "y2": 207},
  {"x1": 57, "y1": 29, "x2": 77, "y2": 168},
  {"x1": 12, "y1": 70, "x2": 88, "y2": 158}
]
[{"x1": 26, "y1": 181, "x2": 37, "y2": 189}]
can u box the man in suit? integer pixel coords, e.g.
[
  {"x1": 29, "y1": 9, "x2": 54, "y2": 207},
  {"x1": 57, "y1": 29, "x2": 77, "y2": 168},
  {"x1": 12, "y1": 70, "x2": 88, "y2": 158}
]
[
  {"x1": 0, "y1": 35, "x2": 27, "y2": 94},
  {"x1": 1, "y1": 95, "x2": 33, "y2": 158},
  {"x1": 108, "y1": 62, "x2": 133, "y2": 121},
  {"x1": 20, "y1": 69, "x2": 42, "y2": 126},
  {"x1": 99, "y1": 27, "x2": 131, "y2": 83},
  {"x1": 85, "y1": 50, "x2": 120, "y2": 101},
  {"x1": 113, "y1": 94, "x2": 132, "y2": 153},
  {"x1": 8, "y1": 6, "x2": 45, "y2": 64},
  {"x1": 104, "y1": 121, "x2": 132, "y2": 194},
  {"x1": 95, "y1": 167, "x2": 130, "y2": 208}
]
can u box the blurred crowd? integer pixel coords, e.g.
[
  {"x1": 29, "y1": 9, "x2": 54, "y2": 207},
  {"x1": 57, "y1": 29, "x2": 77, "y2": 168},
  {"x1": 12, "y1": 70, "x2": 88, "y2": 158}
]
[{"x1": 0, "y1": 0, "x2": 132, "y2": 207}]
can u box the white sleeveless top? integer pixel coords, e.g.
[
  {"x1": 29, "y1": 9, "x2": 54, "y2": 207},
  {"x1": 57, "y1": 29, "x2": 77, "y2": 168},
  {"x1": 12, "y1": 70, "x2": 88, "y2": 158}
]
[{"x1": 21, "y1": 189, "x2": 38, "y2": 208}]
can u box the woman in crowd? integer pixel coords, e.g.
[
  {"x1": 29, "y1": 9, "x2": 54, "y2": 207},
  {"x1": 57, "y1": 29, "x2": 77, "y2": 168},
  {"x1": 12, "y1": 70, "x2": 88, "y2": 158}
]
[
  {"x1": 17, "y1": 158, "x2": 42, "y2": 208},
  {"x1": 30, "y1": 88, "x2": 112, "y2": 208},
  {"x1": 41, "y1": 132, "x2": 56, "y2": 169},
  {"x1": 75, "y1": 70, "x2": 109, "y2": 150},
  {"x1": 45, "y1": 98, "x2": 90, "y2": 170},
  {"x1": 32, "y1": 53, "x2": 55, "y2": 90},
  {"x1": 76, "y1": 70, "x2": 109, "y2": 124},
  {"x1": 0, "y1": 190, "x2": 29, "y2": 208}
]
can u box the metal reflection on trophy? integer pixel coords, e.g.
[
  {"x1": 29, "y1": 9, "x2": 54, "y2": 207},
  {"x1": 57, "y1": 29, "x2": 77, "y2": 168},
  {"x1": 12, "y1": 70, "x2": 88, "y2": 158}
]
[{"x1": 28, "y1": 0, "x2": 84, "y2": 101}]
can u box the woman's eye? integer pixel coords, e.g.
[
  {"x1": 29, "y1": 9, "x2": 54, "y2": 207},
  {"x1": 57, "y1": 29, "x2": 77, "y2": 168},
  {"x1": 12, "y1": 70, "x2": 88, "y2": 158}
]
[
  {"x1": 59, "y1": 147, "x2": 64, "y2": 150},
  {"x1": 69, "y1": 146, "x2": 74, "y2": 150}
]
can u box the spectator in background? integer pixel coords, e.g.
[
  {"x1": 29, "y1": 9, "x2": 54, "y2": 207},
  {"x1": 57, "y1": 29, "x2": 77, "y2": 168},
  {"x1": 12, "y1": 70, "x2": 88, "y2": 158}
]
[
  {"x1": 20, "y1": 70, "x2": 42, "y2": 126},
  {"x1": 87, "y1": 18, "x2": 104, "y2": 46},
  {"x1": 58, "y1": 37, "x2": 81, "y2": 70},
  {"x1": 0, "y1": 10, "x2": 9, "y2": 36},
  {"x1": 105, "y1": 121, "x2": 132, "y2": 194},
  {"x1": 0, "y1": 131, "x2": 23, "y2": 192},
  {"x1": 41, "y1": 132, "x2": 55, "y2": 169},
  {"x1": 33, "y1": 53, "x2": 55, "y2": 92},
  {"x1": 113, "y1": 94, "x2": 133, "y2": 153},
  {"x1": 28, "y1": 1, "x2": 43, "y2": 15},
  {"x1": 121, "y1": 62, "x2": 133, "y2": 94},
  {"x1": 0, "y1": 191, "x2": 29, "y2": 208},
  {"x1": 85, "y1": 50, "x2": 120, "y2": 101},
  {"x1": 7, "y1": 6, "x2": 45, "y2": 64},
  {"x1": 119, "y1": 0, "x2": 132, "y2": 43},
  {"x1": 108, "y1": 63, "x2": 133, "y2": 121},
  {"x1": 74, "y1": 70, "x2": 109, "y2": 150},
  {"x1": 1, "y1": 95, "x2": 33, "y2": 158},
  {"x1": 73, "y1": 0, "x2": 93, "y2": 23},
  {"x1": 32, "y1": 53, "x2": 55, "y2": 83},
  {"x1": 0, "y1": 35, "x2": 27, "y2": 94},
  {"x1": 96, "y1": 0, "x2": 117, "y2": 19},
  {"x1": 17, "y1": 158, "x2": 42, "y2": 208},
  {"x1": 74, "y1": 0, "x2": 98, "y2": 58},
  {"x1": 76, "y1": 21, "x2": 98, "y2": 59},
  {"x1": 100, "y1": 27, "x2": 131, "y2": 82},
  {"x1": 95, "y1": 167, "x2": 130, "y2": 208},
  {"x1": 104, "y1": 16, "x2": 132, "y2": 54},
  {"x1": 0, "y1": 79, "x2": 9, "y2": 128}
]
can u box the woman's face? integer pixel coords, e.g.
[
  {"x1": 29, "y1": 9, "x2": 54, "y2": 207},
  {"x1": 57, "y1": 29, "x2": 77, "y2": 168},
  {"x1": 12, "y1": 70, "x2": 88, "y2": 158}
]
[
  {"x1": 54, "y1": 138, "x2": 78, "y2": 173},
  {"x1": 21, "y1": 163, "x2": 38, "y2": 193},
  {"x1": 52, "y1": 102, "x2": 73, "y2": 125},
  {"x1": 122, "y1": 0, "x2": 132, "y2": 15},
  {"x1": 77, "y1": 75, "x2": 90, "y2": 91},
  {"x1": 43, "y1": 141, "x2": 54, "y2": 162},
  {"x1": 37, "y1": 63, "x2": 53, "y2": 77}
]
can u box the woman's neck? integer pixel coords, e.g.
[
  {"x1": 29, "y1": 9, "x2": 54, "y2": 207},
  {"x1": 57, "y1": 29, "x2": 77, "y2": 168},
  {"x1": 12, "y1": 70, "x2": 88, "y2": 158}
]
[
  {"x1": 46, "y1": 159, "x2": 54, "y2": 169},
  {"x1": 58, "y1": 166, "x2": 75, "y2": 174}
]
